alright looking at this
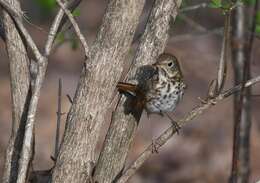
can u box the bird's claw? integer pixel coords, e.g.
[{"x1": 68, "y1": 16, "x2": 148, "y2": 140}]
[{"x1": 171, "y1": 120, "x2": 181, "y2": 134}]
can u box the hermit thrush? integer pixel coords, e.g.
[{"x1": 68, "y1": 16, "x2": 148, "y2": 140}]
[{"x1": 117, "y1": 53, "x2": 186, "y2": 124}]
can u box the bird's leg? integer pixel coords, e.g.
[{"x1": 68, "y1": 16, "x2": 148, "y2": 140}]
[
  {"x1": 158, "y1": 111, "x2": 164, "y2": 117},
  {"x1": 164, "y1": 112, "x2": 181, "y2": 134},
  {"x1": 147, "y1": 112, "x2": 159, "y2": 153}
]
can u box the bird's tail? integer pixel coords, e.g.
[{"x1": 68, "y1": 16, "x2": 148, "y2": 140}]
[
  {"x1": 116, "y1": 82, "x2": 138, "y2": 96},
  {"x1": 116, "y1": 82, "x2": 145, "y2": 120}
]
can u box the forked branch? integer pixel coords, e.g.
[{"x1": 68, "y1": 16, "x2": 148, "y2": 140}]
[{"x1": 56, "y1": 0, "x2": 89, "y2": 57}]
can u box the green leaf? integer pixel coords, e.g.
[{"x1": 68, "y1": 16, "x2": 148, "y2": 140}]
[
  {"x1": 72, "y1": 9, "x2": 81, "y2": 17},
  {"x1": 221, "y1": 1, "x2": 232, "y2": 10},
  {"x1": 242, "y1": 0, "x2": 256, "y2": 5},
  {"x1": 180, "y1": 0, "x2": 188, "y2": 9},
  {"x1": 56, "y1": 32, "x2": 65, "y2": 43},
  {"x1": 36, "y1": 0, "x2": 56, "y2": 12},
  {"x1": 209, "y1": 0, "x2": 222, "y2": 8},
  {"x1": 256, "y1": 11, "x2": 260, "y2": 24},
  {"x1": 70, "y1": 38, "x2": 79, "y2": 50},
  {"x1": 255, "y1": 24, "x2": 260, "y2": 34}
]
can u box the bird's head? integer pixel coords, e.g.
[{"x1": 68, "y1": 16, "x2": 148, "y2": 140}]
[{"x1": 153, "y1": 53, "x2": 183, "y2": 81}]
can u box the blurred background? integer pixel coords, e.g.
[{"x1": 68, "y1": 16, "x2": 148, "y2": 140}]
[{"x1": 0, "y1": 0, "x2": 260, "y2": 182}]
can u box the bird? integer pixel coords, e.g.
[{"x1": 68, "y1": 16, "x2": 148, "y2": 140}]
[{"x1": 117, "y1": 53, "x2": 186, "y2": 129}]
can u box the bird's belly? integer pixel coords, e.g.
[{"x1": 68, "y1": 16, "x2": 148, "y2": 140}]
[{"x1": 145, "y1": 87, "x2": 183, "y2": 113}]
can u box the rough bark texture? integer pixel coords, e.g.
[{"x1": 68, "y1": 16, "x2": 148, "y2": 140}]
[
  {"x1": 51, "y1": 1, "x2": 145, "y2": 183},
  {"x1": 93, "y1": 1, "x2": 182, "y2": 183},
  {"x1": 1, "y1": 0, "x2": 30, "y2": 182}
]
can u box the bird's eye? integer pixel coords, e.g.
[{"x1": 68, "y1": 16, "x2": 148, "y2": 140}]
[{"x1": 168, "y1": 62, "x2": 173, "y2": 67}]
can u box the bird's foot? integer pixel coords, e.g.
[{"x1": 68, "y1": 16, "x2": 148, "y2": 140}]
[
  {"x1": 164, "y1": 112, "x2": 181, "y2": 134},
  {"x1": 171, "y1": 120, "x2": 181, "y2": 134}
]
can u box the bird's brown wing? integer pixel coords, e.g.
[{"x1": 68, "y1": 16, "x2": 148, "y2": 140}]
[
  {"x1": 135, "y1": 65, "x2": 158, "y2": 92},
  {"x1": 135, "y1": 65, "x2": 157, "y2": 82}
]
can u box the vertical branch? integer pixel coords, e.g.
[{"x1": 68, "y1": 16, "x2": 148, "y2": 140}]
[
  {"x1": 230, "y1": 1, "x2": 259, "y2": 183},
  {"x1": 93, "y1": 1, "x2": 183, "y2": 183},
  {"x1": 55, "y1": 79, "x2": 62, "y2": 160},
  {"x1": 1, "y1": 0, "x2": 31, "y2": 182},
  {"x1": 217, "y1": 10, "x2": 231, "y2": 93}
]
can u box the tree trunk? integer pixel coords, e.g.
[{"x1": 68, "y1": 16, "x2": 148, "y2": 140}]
[
  {"x1": 51, "y1": 1, "x2": 145, "y2": 182},
  {"x1": 93, "y1": 0, "x2": 183, "y2": 182},
  {"x1": 230, "y1": 1, "x2": 258, "y2": 182},
  {"x1": 1, "y1": 0, "x2": 31, "y2": 182}
]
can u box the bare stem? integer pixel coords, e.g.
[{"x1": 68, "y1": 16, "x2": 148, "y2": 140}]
[
  {"x1": 217, "y1": 10, "x2": 231, "y2": 93},
  {"x1": 55, "y1": 79, "x2": 62, "y2": 160}
]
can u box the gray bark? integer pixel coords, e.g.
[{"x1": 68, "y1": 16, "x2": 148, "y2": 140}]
[
  {"x1": 93, "y1": 1, "x2": 182, "y2": 183},
  {"x1": 1, "y1": 0, "x2": 31, "y2": 182},
  {"x1": 51, "y1": 1, "x2": 145, "y2": 182},
  {"x1": 230, "y1": 1, "x2": 258, "y2": 183}
]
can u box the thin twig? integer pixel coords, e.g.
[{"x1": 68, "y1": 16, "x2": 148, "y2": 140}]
[
  {"x1": 180, "y1": 2, "x2": 208, "y2": 12},
  {"x1": 117, "y1": 75, "x2": 260, "y2": 183},
  {"x1": 66, "y1": 94, "x2": 73, "y2": 104},
  {"x1": 56, "y1": 0, "x2": 89, "y2": 58},
  {"x1": 217, "y1": 10, "x2": 231, "y2": 93},
  {"x1": 54, "y1": 79, "x2": 62, "y2": 160}
]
